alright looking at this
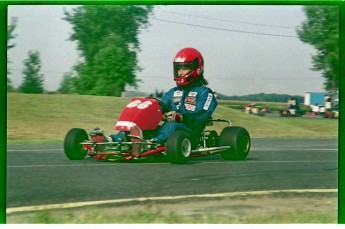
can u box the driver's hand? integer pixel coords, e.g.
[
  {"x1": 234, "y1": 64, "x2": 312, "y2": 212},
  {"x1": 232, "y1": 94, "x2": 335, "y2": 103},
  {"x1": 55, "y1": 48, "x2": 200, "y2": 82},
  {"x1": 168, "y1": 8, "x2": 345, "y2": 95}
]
[{"x1": 163, "y1": 111, "x2": 183, "y2": 122}]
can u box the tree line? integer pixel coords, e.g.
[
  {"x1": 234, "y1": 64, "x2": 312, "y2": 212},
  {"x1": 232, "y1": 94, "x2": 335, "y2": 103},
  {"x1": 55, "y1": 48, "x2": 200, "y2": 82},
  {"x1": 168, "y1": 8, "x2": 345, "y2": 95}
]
[{"x1": 7, "y1": 5, "x2": 339, "y2": 98}]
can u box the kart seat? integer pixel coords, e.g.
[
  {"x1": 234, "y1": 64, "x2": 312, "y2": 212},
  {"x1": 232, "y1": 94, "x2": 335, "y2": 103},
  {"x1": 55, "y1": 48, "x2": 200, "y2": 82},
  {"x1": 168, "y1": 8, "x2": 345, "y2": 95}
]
[{"x1": 189, "y1": 120, "x2": 210, "y2": 149}]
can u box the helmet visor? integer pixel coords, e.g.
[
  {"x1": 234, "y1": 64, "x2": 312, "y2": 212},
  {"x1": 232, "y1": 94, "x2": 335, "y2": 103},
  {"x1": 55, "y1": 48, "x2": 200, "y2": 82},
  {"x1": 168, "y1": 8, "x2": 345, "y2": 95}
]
[{"x1": 173, "y1": 62, "x2": 194, "y2": 78}]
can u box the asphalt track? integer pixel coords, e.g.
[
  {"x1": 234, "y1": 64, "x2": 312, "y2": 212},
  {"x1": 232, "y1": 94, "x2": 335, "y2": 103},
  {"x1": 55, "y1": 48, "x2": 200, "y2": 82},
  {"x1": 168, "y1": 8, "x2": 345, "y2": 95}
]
[{"x1": 6, "y1": 138, "x2": 338, "y2": 212}]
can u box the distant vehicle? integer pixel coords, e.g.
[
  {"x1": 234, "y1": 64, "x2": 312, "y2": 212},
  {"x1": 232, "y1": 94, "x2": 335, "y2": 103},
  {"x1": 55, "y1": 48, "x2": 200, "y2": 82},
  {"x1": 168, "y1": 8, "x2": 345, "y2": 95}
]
[
  {"x1": 324, "y1": 106, "x2": 339, "y2": 119},
  {"x1": 280, "y1": 109, "x2": 301, "y2": 117},
  {"x1": 243, "y1": 103, "x2": 270, "y2": 116},
  {"x1": 280, "y1": 97, "x2": 301, "y2": 117}
]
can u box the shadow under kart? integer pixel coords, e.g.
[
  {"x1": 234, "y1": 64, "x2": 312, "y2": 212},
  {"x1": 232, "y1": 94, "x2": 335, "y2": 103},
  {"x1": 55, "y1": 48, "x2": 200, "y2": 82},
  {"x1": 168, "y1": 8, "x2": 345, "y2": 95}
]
[{"x1": 64, "y1": 97, "x2": 251, "y2": 164}]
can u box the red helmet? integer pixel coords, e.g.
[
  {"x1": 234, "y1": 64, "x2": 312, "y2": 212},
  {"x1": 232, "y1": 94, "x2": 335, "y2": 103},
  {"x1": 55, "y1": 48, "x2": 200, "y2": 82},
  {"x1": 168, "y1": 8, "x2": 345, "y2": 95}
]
[{"x1": 173, "y1": 47, "x2": 204, "y2": 86}]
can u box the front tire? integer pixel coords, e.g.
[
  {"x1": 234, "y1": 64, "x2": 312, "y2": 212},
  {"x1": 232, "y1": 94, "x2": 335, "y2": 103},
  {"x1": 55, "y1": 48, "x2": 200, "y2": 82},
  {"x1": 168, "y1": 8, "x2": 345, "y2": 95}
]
[
  {"x1": 166, "y1": 130, "x2": 192, "y2": 164},
  {"x1": 219, "y1": 126, "x2": 250, "y2": 160},
  {"x1": 64, "y1": 128, "x2": 89, "y2": 160}
]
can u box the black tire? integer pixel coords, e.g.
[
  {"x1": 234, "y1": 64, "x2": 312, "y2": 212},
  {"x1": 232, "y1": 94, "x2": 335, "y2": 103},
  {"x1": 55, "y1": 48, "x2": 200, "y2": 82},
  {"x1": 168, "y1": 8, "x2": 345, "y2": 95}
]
[
  {"x1": 64, "y1": 128, "x2": 89, "y2": 160},
  {"x1": 166, "y1": 130, "x2": 192, "y2": 164},
  {"x1": 219, "y1": 126, "x2": 250, "y2": 160}
]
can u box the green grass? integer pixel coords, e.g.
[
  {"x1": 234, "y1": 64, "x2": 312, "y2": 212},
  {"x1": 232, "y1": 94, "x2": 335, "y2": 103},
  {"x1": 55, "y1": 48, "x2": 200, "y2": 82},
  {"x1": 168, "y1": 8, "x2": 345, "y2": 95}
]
[
  {"x1": 7, "y1": 93, "x2": 130, "y2": 143},
  {"x1": 7, "y1": 203, "x2": 337, "y2": 224},
  {"x1": 9, "y1": 210, "x2": 336, "y2": 224},
  {"x1": 7, "y1": 93, "x2": 338, "y2": 144},
  {"x1": 7, "y1": 192, "x2": 338, "y2": 223}
]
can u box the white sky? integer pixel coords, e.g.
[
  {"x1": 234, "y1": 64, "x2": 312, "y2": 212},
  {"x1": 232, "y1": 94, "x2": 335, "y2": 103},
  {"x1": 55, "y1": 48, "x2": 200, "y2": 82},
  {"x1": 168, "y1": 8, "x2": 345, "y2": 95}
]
[{"x1": 7, "y1": 5, "x2": 325, "y2": 96}]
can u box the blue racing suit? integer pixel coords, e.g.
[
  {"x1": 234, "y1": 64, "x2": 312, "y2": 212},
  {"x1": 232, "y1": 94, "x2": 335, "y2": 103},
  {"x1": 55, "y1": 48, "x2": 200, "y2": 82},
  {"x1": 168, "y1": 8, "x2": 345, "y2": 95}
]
[{"x1": 153, "y1": 81, "x2": 218, "y2": 142}]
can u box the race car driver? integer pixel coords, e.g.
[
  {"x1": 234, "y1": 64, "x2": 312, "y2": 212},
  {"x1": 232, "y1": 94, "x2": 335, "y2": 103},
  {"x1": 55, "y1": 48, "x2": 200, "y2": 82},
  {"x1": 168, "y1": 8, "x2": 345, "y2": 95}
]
[
  {"x1": 90, "y1": 47, "x2": 218, "y2": 144},
  {"x1": 148, "y1": 47, "x2": 218, "y2": 143}
]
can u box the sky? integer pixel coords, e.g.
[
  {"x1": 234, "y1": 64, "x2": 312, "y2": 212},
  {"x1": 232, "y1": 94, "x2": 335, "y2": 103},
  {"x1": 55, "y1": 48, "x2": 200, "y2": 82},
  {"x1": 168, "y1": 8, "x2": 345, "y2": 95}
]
[{"x1": 7, "y1": 5, "x2": 326, "y2": 96}]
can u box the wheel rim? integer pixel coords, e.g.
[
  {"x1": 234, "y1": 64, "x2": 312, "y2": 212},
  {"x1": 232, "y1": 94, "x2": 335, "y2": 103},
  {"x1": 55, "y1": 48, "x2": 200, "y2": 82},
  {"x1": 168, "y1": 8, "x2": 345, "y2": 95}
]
[
  {"x1": 181, "y1": 138, "x2": 191, "y2": 157},
  {"x1": 241, "y1": 135, "x2": 250, "y2": 152}
]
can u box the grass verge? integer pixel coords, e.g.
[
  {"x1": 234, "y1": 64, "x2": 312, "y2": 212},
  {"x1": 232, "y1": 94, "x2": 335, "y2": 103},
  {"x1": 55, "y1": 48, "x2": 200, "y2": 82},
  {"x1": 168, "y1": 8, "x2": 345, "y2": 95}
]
[
  {"x1": 7, "y1": 93, "x2": 338, "y2": 144},
  {"x1": 7, "y1": 193, "x2": 337, "y2": 224}
]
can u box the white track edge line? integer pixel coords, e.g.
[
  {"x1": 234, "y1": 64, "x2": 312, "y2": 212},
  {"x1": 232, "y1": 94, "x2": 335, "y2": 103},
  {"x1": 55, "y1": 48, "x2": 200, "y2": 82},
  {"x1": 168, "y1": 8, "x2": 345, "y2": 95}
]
[{"x1": 6, "y1": 189, "x2": 338, "y2": 214}]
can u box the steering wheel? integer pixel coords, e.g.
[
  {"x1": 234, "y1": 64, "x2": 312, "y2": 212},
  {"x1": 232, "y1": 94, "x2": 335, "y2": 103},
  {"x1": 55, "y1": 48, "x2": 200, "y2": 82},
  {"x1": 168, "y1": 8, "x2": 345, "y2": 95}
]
[{"x1": 151, "y1": 97, "x2": 170, "y2": 113}]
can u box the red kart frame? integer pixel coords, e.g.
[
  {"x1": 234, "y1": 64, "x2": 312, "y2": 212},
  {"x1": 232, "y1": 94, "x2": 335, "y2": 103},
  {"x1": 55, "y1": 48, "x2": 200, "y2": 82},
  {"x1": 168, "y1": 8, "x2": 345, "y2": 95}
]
[{"x1": 64, "y1": 98, "x2": 251, "y2": 164}]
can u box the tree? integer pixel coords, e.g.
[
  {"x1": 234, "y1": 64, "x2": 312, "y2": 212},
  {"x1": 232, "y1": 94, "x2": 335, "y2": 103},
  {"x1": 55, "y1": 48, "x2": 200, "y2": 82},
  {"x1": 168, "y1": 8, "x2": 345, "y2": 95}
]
[
  {"x1": 7, "y1": 17, "x2": 18, "y2": 91},
  {"x1": 64, "y1": 5, "x2": 153, "y2": 96},
  {"x1": 296, "y1": 6, "x2": 339, "y2": 96},
  {"x1": 19, "y1": 50, "x2": 44, "y2": 93},
  {"x1": 58, "y1": 72, "x2": 77, "y2": 94}
]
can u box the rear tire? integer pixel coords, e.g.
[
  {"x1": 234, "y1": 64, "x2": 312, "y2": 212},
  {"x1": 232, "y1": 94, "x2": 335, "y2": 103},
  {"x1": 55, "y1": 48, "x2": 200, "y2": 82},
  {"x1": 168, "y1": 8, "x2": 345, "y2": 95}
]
[
  {"x1": 64, "y1": 128, "x2": 89, "y2": 160},
  {"x1": 219, "y1": 126, "x2": 250, "y2": 160},
  {"x1": 166, "y1": 130, "x2": 192, "y2": 164}
]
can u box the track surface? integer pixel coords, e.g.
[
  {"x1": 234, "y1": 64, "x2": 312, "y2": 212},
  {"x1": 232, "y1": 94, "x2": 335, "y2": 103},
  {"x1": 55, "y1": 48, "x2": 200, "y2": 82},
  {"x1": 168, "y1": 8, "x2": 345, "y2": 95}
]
[{"x1": 7, "y1": 138, "x2": 338, "y2": 208}]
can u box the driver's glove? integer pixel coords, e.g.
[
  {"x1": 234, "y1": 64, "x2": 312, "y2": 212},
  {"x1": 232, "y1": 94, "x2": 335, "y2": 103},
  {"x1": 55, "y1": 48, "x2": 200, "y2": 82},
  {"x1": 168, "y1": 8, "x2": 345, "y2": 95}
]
[{"x1": 163, "y1": 111, "x2": 183, "y2": 122}]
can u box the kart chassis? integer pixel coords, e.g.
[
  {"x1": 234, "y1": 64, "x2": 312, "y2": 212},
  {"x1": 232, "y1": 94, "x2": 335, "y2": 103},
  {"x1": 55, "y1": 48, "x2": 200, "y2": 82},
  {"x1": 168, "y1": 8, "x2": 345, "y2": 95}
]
[{"x1": 81, "y1": 119, "x2": 232, "y2": 161}]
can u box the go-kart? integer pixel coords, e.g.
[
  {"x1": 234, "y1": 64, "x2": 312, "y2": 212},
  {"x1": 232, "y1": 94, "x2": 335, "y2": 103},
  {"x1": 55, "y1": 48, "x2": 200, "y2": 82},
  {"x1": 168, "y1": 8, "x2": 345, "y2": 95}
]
[
  {"x1": 64, "y1": 97, "x2": 251, "y2": 164},
  {"x1": 280, "y1": 108, "x2": 302, "y2": 117}
]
